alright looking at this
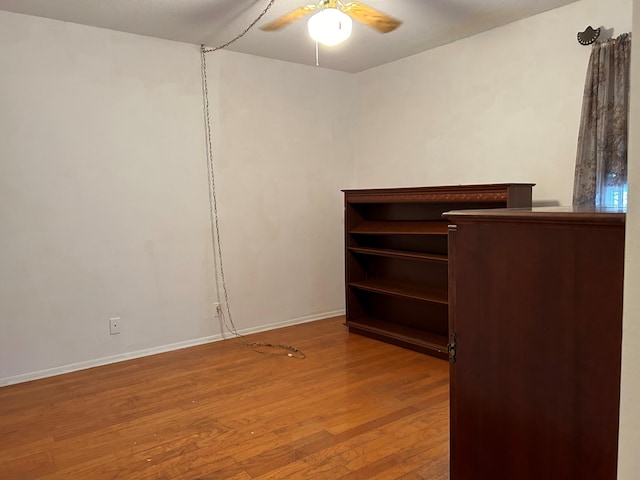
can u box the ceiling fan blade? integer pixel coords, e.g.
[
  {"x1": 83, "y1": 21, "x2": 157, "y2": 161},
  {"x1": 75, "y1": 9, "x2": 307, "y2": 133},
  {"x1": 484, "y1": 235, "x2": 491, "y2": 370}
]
[
  {"x1": 260, "y1": 4, "x2": 319, "y2": 31},
  {"x1": 341, "y1": 1, "x2": 402, "y2": 33}
]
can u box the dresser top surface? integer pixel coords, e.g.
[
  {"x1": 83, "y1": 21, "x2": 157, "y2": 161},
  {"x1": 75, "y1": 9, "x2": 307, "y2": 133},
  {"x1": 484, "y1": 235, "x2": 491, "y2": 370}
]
[{"x1": 444, "y1": 206, "x2": 626, "y2": 224}]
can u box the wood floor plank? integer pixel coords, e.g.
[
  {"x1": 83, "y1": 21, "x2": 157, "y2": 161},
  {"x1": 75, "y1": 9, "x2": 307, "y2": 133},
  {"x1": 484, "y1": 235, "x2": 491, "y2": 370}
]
[{"x1": 0, "y1": 316, "x2": 449, "y2": 479}]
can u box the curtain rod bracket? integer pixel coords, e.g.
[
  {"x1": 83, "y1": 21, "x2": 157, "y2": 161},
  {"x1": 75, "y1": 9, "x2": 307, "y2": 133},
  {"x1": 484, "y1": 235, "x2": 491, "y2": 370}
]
[{"x1": 578, "y1": 26, "x2": 601, "y2": 45}]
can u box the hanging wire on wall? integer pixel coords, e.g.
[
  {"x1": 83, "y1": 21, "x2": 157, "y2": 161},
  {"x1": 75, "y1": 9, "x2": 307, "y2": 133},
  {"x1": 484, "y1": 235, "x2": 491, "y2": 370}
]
[
  {"x1": 202, "y1": 0, "x2": 277, "y2": 53},
  {"x1": 199, "y1": 3, "x2": 306, "y2": 360}
]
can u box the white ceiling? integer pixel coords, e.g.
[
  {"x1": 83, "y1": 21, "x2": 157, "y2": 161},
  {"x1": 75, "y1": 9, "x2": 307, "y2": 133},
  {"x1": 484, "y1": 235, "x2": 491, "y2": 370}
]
[{"x1": 0, "y1": 0, "x2": 579, "y2": 72}]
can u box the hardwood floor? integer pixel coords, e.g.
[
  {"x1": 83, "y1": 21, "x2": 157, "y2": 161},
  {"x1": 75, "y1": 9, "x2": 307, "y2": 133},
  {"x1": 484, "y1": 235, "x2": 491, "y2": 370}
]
[{"x1": 0, "y1": 316, "x2": 450, "y2": 479}]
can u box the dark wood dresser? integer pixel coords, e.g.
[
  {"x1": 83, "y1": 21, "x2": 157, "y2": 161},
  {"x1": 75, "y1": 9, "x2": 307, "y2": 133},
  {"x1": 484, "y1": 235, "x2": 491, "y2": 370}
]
[{"x1": 445, "y1": 207, "x2": 625, "y2": 480}]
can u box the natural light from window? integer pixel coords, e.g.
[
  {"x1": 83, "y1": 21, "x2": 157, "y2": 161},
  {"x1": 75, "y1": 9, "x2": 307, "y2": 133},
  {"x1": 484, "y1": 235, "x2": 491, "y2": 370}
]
[{"x1": 601, "y1": 183, "x2": 628, "y2": 208}]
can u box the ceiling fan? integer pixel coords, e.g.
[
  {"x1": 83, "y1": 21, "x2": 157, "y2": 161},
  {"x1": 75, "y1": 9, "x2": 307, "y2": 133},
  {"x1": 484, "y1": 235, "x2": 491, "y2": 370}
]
[{"x1": 260, "y1": 0, "x2": 402, "y2": 46}]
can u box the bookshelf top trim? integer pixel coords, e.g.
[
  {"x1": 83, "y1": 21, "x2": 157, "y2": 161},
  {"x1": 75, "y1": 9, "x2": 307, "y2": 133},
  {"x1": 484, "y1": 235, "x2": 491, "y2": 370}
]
[{"x1": 343, "y1": 184, "x2": 534, "y2": 204}]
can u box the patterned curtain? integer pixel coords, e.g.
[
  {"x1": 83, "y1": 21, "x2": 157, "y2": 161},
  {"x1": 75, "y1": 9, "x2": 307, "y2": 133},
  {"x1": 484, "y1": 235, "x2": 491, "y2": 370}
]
[{"x1": 573, "y1": 33, "x2": 631, "y2": 207}]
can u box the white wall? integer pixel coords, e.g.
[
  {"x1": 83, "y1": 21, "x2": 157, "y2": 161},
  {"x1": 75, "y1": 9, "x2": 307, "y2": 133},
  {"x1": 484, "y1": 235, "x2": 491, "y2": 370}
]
[
  {"x1": 0, "y1": 11, "x2": 214, "y2": 383},
  {"x1": 618, "y1": 0, "x2": 640, "y2": 477},
  {"x1": 208, "y1": 51, "x2": 354, "y2": 331},
  {"x1": 0, "y1": 11, "x2": 353, "y2": 383},
  {"x1": 353, "y1": 0, "x2": 632, "y2": 204}
]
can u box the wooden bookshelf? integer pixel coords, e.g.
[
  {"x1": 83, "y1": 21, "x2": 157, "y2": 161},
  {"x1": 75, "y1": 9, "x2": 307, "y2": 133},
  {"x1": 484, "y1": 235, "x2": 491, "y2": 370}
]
[{"x1": 343, "y1": 184, "x2": 534, "y2": 358}]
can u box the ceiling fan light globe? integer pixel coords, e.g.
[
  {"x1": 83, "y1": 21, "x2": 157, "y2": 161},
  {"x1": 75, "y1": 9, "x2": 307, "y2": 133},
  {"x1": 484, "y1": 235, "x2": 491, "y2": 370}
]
[{"x1": 307, "y1": 8, "x2": 352, "y2": 46}]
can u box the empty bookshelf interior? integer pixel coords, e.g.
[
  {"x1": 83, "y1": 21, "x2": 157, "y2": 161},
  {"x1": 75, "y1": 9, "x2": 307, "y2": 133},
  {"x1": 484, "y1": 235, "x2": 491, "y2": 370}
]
[{"x1": 343, "y1": 184, "x2": 533, "y2": 358}]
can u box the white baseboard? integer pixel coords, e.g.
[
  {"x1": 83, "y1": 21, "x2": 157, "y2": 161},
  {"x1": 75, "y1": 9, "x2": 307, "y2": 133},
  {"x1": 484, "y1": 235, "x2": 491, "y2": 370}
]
[
  {"x1": 0, "y1": 310, "x2": 345, "y2": 387},
  {"x1": 225, "y1": 309, "x2": 345, "y2": 337}
]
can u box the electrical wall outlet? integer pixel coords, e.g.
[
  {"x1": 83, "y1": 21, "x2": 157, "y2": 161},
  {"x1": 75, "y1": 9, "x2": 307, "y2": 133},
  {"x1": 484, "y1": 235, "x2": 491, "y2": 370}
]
[
  {"x1": 213, "y1": 303, "x2": 222, "y2": 317},
  {"x1": 109, "y1": 317, "x2": 121, "y2": 335}
]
